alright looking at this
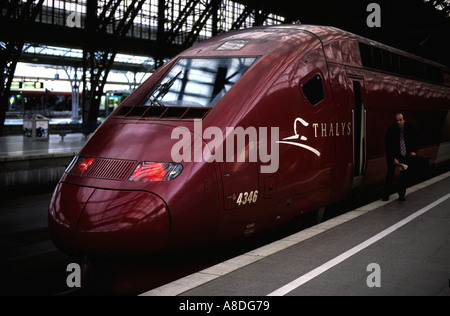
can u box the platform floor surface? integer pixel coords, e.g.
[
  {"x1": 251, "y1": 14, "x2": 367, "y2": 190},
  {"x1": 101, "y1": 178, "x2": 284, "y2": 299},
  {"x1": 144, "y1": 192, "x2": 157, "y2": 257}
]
[{"x1": 0, "y1": 134, "x2": 87, "y2": 157}]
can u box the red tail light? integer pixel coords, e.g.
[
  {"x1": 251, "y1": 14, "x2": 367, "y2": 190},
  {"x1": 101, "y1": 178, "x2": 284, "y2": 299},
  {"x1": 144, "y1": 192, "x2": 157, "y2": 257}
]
[
  {"x1": 66, "y1": 156, "x2": 95, "y2": 176},
  {"x1": 128, "y1": 162, "x2": 183, "y2": 182}
]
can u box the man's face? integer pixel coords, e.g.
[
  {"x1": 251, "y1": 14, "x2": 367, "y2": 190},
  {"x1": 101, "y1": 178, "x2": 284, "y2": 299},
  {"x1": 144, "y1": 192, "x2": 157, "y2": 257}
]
[{"x1": 395, "y1": 114, "x2": 405, "y2": 129}]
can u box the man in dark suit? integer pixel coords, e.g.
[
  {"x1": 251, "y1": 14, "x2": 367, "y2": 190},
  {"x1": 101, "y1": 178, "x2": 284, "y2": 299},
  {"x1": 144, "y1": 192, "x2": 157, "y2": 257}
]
[{"x1": 383, "y1": 113, "x2": 419, "y2": 201}]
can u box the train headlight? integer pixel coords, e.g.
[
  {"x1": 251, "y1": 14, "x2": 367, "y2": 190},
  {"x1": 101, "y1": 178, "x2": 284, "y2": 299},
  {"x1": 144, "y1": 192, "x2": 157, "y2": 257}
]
[
  {"x1": 128, "y1": 162, "x2": 183, "y2": 182},
  {"x1": 65, "y1": 156, "x2": 95, "y2": 176}
]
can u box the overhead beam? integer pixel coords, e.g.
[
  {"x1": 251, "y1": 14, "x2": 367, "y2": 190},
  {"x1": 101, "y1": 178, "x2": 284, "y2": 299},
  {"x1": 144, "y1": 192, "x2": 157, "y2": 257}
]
[{"x1": 82, "y1": 0, "x2": 149, "y2": 124}]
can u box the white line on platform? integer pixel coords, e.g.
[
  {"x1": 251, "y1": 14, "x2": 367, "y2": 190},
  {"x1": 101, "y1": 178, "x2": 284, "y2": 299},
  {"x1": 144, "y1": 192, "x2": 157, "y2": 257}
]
[{"x1": 268, "y1": 192, "x2": 450, "y2": 296}]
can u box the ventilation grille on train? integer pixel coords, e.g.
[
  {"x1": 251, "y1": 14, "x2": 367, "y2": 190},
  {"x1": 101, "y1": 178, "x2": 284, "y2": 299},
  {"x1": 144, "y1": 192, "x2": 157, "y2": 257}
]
[
  {"x1": 114, "y1": 105, "x2": 211, "y2": 120},
  {"x1": 84, "y1": 158, "x2": 137, "y2": 180}
]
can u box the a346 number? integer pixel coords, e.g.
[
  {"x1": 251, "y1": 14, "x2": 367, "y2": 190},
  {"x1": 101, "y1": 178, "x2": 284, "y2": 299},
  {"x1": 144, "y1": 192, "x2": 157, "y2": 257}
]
[{"x1": 236, "y1": 190, "x2": 258, "y2": 206}]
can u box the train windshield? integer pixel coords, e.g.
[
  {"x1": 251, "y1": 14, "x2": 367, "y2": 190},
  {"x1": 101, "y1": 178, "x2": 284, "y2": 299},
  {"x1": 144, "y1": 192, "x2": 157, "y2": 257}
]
[{"x1": 142, "y1": 57, "x2": 257, "y2": 108}]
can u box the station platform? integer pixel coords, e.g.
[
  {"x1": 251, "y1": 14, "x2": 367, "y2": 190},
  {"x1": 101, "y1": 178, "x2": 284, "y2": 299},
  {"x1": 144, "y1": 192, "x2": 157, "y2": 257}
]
[
  {"x1": 142, "y1": 172, "x2": 450, "y2": 296},
  {"x1": 0, "y1": 133, "x2": 86, "y2": 157},
  {"x1": 0, "y1": 134, "x2": 87, "y2": 189}
]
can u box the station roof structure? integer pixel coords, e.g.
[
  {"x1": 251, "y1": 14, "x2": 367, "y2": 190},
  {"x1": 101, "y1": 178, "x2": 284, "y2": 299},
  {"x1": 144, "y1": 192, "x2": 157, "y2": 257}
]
[
  {"x1": 1, "y1": 0, "x2": 449, "y2": 68},
  {"x1": 1, "y1": 0, "x2": 448, "y2": 129}
]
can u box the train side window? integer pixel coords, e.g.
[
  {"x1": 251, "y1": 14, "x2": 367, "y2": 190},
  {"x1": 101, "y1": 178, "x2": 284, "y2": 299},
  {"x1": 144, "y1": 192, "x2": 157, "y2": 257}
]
[{"x1": 301, "y1": 74, "x2": 325, "y2": 106}]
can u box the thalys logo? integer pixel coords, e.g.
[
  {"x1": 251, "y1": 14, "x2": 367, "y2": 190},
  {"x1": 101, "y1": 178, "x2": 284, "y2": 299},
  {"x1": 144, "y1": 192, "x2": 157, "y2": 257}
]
[
  {"x1": 277, "y1": 118, "x2": 321, "y2": 157},
  {"x1": 170, "y1": 117, "x2": 351, "y2": 173},
  {"x1": 277, "y1": 118, "x2": 352, "y2": 157}
]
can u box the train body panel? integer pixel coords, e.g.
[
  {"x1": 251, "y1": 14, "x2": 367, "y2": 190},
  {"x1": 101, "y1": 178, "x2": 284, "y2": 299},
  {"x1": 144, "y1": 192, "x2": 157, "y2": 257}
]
[
  {"x1": 49, "y1": 183, "x2": 170, "y2": 255},
  {"x1": 51, "y1": 119, "x2": 221, "y2": 254},
  {"x1": 49, "y1": 25, "x2": 450, "y2": 257}
]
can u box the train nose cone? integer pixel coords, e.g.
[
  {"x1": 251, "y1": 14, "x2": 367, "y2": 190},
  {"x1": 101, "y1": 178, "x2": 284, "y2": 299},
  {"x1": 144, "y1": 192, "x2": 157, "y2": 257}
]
[
  {"x1": 49, "y1": 184, "x2": 170, "y2": 255},
  {"x1": 48, "y1": 183, "x2": 94, "y2": 254}
]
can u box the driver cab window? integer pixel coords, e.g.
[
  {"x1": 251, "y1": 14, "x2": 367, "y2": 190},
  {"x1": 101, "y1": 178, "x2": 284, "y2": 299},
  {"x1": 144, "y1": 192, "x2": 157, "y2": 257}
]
[
  {"x1": 141, "y1": 57, "x2": 257, "y2": 108},
  {"x1": 301, "y1": 74, "x2": 325, "y2": 106}
]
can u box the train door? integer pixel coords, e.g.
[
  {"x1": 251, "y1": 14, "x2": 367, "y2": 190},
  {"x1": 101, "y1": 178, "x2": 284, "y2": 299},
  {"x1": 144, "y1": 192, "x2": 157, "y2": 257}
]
[
  {"x1": 216, "y1": 139, "x2": 262, "y2": 241},
  {"x1": 348, "y1": 76, "x2": 367, "y2": 185}
]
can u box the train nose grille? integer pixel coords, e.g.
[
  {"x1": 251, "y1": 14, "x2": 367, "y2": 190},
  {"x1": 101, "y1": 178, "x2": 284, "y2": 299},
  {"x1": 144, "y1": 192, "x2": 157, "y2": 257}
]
[{"x1": 83, "y1": 158, "x2": 137, "y2": 180}]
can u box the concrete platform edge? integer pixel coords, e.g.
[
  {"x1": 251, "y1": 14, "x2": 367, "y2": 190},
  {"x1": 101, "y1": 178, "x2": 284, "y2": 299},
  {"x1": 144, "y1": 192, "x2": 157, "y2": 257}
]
[{"x1": 0, "y1": 151, "x2": 78, "y2": 162}]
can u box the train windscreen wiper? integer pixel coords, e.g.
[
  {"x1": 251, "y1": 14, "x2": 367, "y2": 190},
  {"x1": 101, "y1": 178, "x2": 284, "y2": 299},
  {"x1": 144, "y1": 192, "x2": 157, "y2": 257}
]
[{"x1": 149, "y1": 71, "x2": 182, "y2": 106}]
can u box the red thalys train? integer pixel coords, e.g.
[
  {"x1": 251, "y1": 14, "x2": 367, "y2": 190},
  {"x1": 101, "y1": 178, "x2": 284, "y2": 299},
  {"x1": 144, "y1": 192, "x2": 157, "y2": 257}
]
[{"x1": 49, "y1": 25, "x2": 450, "y2": 256}]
